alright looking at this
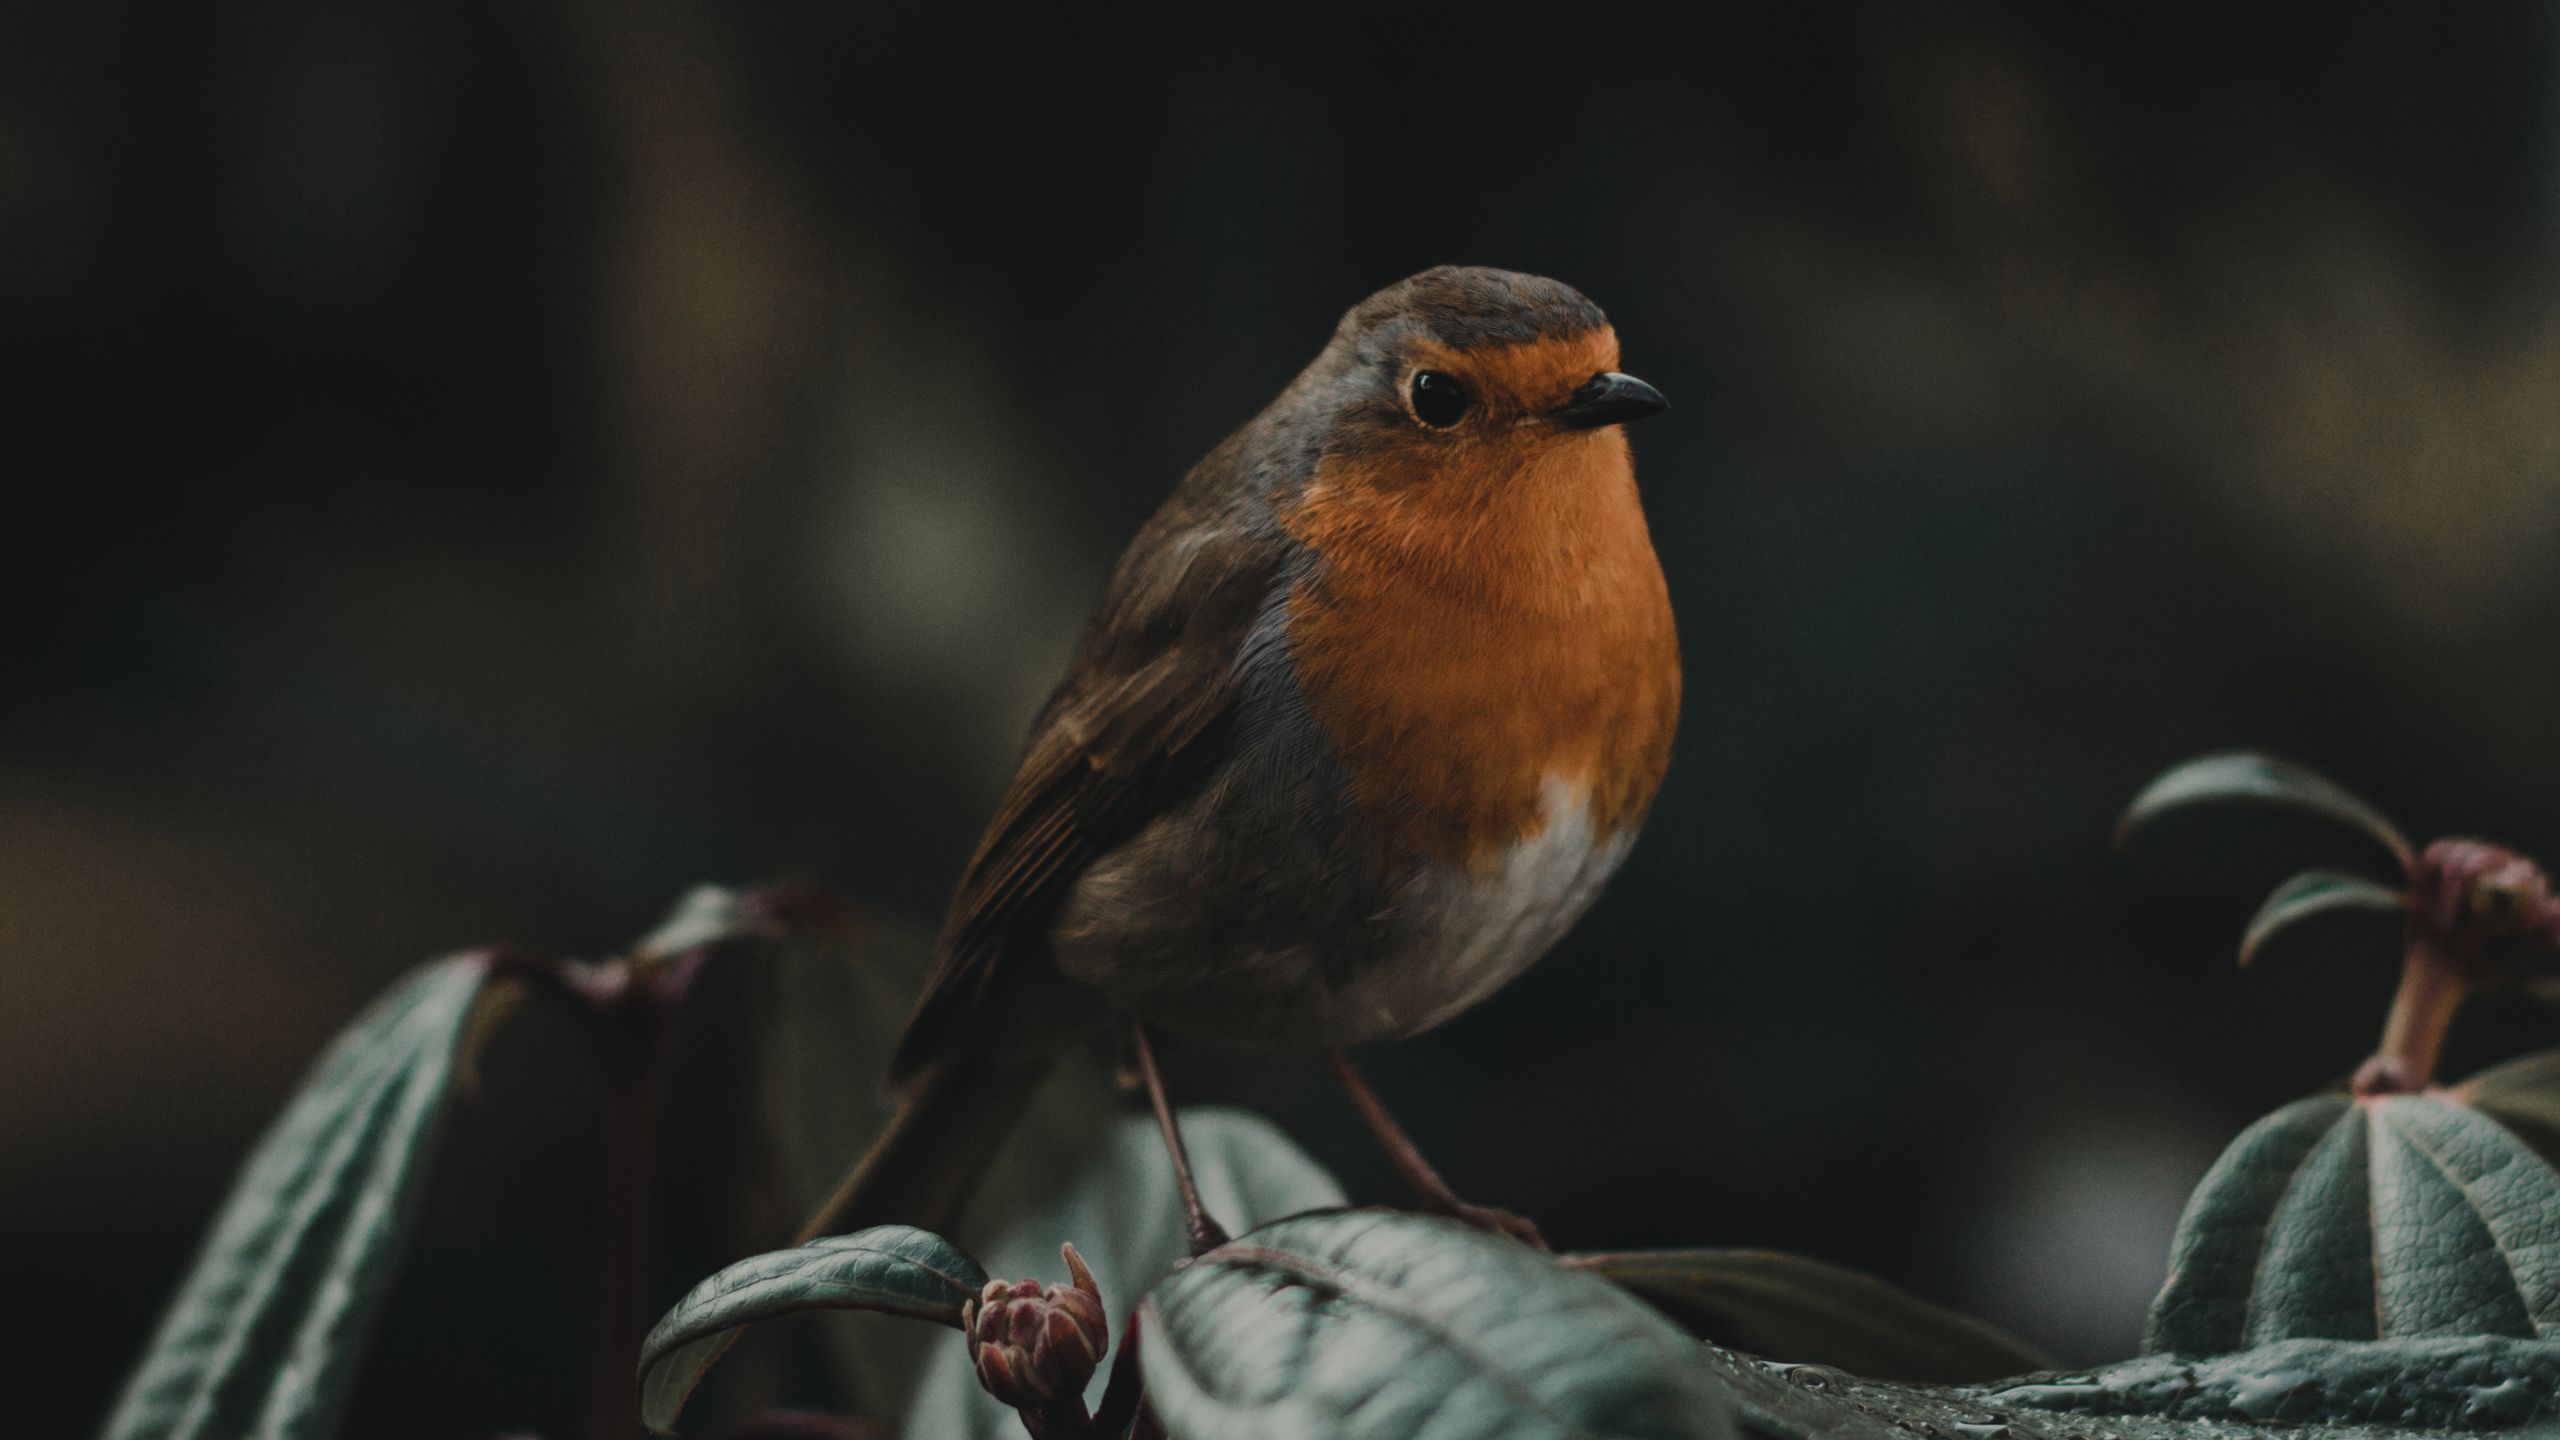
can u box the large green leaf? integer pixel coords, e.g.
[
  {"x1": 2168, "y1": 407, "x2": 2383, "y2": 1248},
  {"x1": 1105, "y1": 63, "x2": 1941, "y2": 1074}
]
[
  {"x1": 898, "y1": 1107, "x2": 1348, "y2": 1439},
  {"x1": 2147, "y1": 1090, "x2": 2560, "y2": 1355},
  {"x1": 1567, "y1": 1248, "x2": 2051, "y2": 1383},
  {"x1": 100, "y1": 956, "x2": 495, "y2": 1440},
  {"x1": 1141, "y1": 1210, "x2": 1735, "y2": 1440},
  {"x1": 2118, "y1": 752, "x2": 2413, "y2": 869},
  {"x1": 636, "y1": 1225, "x2": 989, "y2": 1434}
]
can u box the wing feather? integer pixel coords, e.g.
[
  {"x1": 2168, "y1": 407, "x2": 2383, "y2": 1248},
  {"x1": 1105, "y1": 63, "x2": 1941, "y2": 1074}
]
[{"x1": 888, "y1": 460, "x2": 1285, "y2": 1080}]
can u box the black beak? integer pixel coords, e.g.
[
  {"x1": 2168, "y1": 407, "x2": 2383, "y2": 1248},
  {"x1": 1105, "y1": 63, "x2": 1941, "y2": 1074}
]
[{"x1": 1552, "y1": 371, "x2": 1669, "y2": 430}]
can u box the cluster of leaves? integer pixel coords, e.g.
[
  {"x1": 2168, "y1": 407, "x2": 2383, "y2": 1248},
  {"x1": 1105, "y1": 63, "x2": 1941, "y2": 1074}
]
[
  {"x1": 637, "y1": 1206, "x2": 2062, "y2": 1439},
  {"x1": 89, "y1": 886, "x2": 2044, "y2": 1440},
  {"x1": 97, "y1": 753, "x2": 2560, "y2": 1439}
]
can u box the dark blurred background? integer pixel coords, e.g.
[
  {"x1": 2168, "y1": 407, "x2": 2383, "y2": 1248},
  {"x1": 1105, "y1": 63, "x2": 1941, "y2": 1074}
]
[{"x1": 13, "y1": 2, "x2": 2560, "y2": 1433}]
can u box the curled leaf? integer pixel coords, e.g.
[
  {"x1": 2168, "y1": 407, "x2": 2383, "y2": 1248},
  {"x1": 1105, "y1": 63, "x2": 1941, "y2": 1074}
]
[
  {"x1": 2118, "y1": 753, "x2": 2414, "y2": 871},
  {"x1": 1140, "y1": 1210, "x2": 1734, "y2": 1440},
  {"x1": 638, "y1": 1226, "x2": 989, "y2": 1434},
  {"x1": 1568, "y1": 1248, "x2": 2053, "y2": 1383},
  {"x1": 2237, "y1": 869, "x2": 2408, "y2": 967}
]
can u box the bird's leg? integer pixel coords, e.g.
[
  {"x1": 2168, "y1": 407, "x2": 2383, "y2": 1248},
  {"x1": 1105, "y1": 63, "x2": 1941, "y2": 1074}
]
[
  {"x1": 1128, "y1": 1022, "x2": 1230, "y2": 1256},
  {"x1": 1324, "y1": 1049, "x2": 1547, "y2": 1251}
]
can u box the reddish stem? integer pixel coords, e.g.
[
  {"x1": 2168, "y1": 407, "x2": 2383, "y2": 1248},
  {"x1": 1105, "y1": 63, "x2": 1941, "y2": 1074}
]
[
  {"x1": 480, "y1": 936, "x2": 731, "y2": 1437},
  {"x1": 589, "y1": 1036, "x2": 664, "y2": 1439},
  {"x1": 2354, "y1": 934, "x2": 2468, "y2": 1096},
  {"x1": 1019, "y1": 1395, "x2": 1095, "y2": 1440},
  {"x1": 537, "y1": 952, "x2": 702, "y2": 1440}
]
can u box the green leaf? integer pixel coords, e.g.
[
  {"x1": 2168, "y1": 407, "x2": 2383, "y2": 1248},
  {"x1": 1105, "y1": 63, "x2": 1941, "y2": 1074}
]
[
  {"x1": 1141, "y1": 1209, "x2": 1736, "y2": 1440},
  {"x1": 2118, "y1": 752, "x2": 2413, "y2": 869},
  {"x1": 898, "y1": 1107, "x2": 1348, "y2": 1439},
  {"x1": 2459, "y1": 1049, "x2": 2560, "y2": 1168},
  {"x1": 636, "y1": 1225, "x2": 989, "y2": 1435},
  {"x1": 100, "y1": 956, "x2": 495, "y2": 1440},
  {"x1": 2237, "y1": 869, "x2": 2407, "y2": 967},
  {"x1": 2147, "y1": 1090, "x2": 2560, "y2": 1355},
  {"x1": 1567, "y1": 1248, "x2": 2053, "y2": 1383}
]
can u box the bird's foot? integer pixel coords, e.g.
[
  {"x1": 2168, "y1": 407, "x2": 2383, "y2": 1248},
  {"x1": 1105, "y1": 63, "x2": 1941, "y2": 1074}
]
[
  {"x1": 1434, "y1": 1199, "x2": 1547, "y2": 1252},
  {"x1": 1185, "y1": 1212, "x2": 1231, "y2": 1258}
]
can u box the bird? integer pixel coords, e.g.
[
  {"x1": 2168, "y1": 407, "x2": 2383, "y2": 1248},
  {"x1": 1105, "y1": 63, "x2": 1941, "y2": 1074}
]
[{"x1": 805, "y1": 265, "x2": 1679, "y2": 1253}]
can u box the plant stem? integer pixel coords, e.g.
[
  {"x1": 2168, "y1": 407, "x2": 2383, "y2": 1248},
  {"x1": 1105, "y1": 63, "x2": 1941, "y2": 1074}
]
[
  {"x1": 1023, "y1": 1395, "x2": 1095, "y2": 1439},
  {"x1": 2354, "y1": 934, "x2": 2467, "y2": 1096},
  {"x1": 590, "y1": 1035, "x2": 663, "y2": 1440},
  {"x1": 586, "y1": 954, "x2": 701, "y2": 1440}
]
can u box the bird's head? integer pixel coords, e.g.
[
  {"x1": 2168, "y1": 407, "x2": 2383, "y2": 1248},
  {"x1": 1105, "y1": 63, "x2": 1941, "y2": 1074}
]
[{"x1": 1284, "y1": 266, "x2": 1667, "y2": 490}]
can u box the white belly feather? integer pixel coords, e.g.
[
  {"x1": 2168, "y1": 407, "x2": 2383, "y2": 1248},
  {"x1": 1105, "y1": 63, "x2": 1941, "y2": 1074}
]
[{"x1": 1345, "y1": 773, "x2": 1634, "y2": 1039}]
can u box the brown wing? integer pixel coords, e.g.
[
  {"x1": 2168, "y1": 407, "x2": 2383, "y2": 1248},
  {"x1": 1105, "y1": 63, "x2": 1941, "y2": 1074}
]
[{"x1": 887, "y1": 454, "x2": 1285, "y2": 1082}]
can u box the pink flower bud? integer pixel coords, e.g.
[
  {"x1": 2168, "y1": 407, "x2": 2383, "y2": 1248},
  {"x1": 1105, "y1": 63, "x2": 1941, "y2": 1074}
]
[
  {"x1": 960, "y1": 1244, "x2": 1109, "y2": 1414},
  {"x1": 2414, "y1": 839, "x2": 2560, "y2": 971}
]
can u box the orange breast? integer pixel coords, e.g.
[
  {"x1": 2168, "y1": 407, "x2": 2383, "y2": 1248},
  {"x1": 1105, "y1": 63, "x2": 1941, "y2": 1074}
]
[{"x1": 1281, "y1": 425, "x2": 1680, "y2": 868}]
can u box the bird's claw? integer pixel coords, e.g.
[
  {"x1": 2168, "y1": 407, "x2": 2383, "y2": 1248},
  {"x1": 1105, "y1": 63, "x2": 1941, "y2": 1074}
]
[{"x1": 1185, "y1": 1212, "x2": 1231, "y2": 1258}]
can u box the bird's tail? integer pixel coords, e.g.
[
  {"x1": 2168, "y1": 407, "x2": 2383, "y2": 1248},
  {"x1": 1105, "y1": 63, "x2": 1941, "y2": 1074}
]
[{"x1": 795, "y1": 1048, "x2": 1054, "y2": 1243}]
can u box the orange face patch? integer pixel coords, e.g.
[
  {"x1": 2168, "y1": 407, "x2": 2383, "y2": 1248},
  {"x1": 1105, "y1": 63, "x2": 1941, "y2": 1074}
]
[
  {"x1": 1280, "y1": 332, "x2": 1680, "y2": 868},
  {"x1": 1401, "y1": 329, "x2": 1625, "y2": 425}
]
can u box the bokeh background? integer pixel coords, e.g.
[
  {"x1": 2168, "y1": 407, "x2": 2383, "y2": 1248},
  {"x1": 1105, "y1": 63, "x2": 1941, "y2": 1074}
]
[{"x1": 14, "y1": 3, "x2": 2560, "y2": 1433}]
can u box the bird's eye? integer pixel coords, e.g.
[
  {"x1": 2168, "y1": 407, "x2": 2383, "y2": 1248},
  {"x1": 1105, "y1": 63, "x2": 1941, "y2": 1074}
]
[{"x1": 1408, "y1": 370, "x2": 1471, "y2": 428}]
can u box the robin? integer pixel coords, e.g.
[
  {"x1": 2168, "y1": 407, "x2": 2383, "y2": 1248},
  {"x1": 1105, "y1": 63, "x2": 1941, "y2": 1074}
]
[{"x1": 807, "y1": 265, "x2": 1678, "y2": 1252}]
